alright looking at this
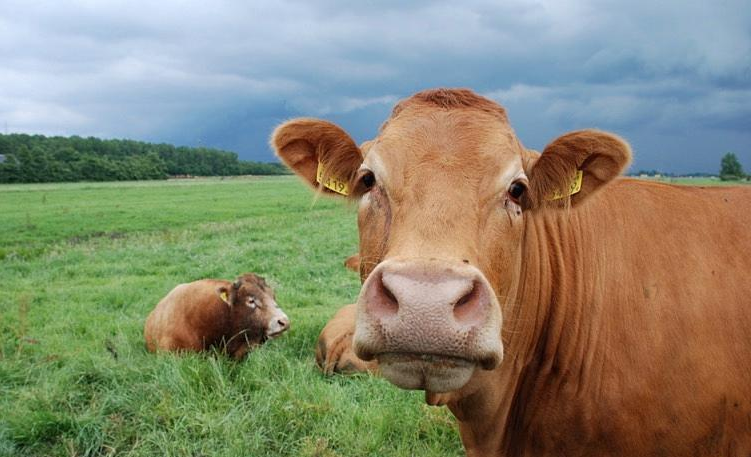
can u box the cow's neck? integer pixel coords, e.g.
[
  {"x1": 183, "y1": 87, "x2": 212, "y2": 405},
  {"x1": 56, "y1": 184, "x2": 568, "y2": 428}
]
[
  {"x1": 516, "y1": 207, "x2": 604, "y2": 370},
  {"x1": 450, "y1": 206, "x2": 606, "y2": 455}
]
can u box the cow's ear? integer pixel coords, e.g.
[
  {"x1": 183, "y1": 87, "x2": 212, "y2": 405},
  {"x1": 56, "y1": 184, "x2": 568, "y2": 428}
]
[
  {"x1": 271, "y1": 118, "x2": 363, "y2": 198},
  {"x1": 217, "y1": 287, "x2": 232, "y2": 307},
  {"x1": 523, "y1": 129, "x2": 631, "y2": 209},
  {"x1": 344, "y1": 253, "x2": 360, "y2": 272}
]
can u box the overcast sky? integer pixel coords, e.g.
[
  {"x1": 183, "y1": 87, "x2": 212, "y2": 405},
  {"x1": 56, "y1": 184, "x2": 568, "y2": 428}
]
[{"x1": 1, "y1": 0, "x2": 749, "y2": 173}]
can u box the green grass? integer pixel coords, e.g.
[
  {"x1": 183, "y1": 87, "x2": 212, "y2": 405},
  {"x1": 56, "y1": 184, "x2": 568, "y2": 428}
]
[{"x1": 0, "y1": 176, "x2": 462, "y2": 457}]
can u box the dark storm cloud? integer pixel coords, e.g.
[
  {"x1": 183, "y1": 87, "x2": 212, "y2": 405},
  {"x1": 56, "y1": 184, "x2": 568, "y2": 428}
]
[{"x1": 0, "y1": 0, "x2": 748, "y2": 173}]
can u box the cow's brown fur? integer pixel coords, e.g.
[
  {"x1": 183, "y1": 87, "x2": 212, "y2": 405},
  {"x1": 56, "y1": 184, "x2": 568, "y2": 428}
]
[
  {"x1": 273, "y1": 88, "x2": 751, "y2": 456},
  {"x1": 343, "y1": 254, "x2": 360, "y2": 273},
  {"x1": 315, "y1": 304, "x2": 378, "y2": 375},
  {"x1": 312, "y1": 257, "x2": 368, "y2": 377},
  {"x1": 144, "y1": 273, "x2": 288, "y2": 360},
  {"x1": 386, "y1": 88, "x2": 508, "y2": 127},
  {"x1": 272, "y1": 118, "x2": 362, "y2": 197}
]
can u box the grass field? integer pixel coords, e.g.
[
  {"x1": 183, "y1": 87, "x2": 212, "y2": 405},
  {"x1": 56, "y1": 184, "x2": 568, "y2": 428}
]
[
  {"x1": 0, "y1": 176, "x2": 462, "y2": 457},
  {"x1": 3, "y1": 175, "x2": 748, "y2": 457}
]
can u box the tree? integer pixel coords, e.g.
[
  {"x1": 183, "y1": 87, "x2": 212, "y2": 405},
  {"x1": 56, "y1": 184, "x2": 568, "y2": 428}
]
[{"x1": 720, "y1": 153, "x2": 745, "y2": 181}]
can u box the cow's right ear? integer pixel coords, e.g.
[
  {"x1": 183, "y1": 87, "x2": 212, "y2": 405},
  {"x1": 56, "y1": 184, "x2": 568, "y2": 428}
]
[
  {"x1": 271, "y1": 118, "x2": 363, "y2": 197},
  {"x1": 217, "y1": 286, "x2": 232, "y2": 307}
]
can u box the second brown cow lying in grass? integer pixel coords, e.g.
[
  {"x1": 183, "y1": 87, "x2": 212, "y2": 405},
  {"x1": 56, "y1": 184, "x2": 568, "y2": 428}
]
[
  {"x1": 316, "y1": 255, "x2": 377, "y2": 375},
  {"x1": 316, "y1": 304, "x2": 377, "y2": 375},
  {"x1": 144, "y1": 273, "x2": 290, "y2": 360}
]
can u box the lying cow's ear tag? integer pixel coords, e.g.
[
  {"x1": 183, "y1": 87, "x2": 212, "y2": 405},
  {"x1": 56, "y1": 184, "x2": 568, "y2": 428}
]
[
  {"x1": 547, "y1": 170, "x2": 583, "y2": 201},
  {"x1": 316, "y1": 162, "x2": 349, "y2": 196},
  {"x1": 218, "y1": 288, "x2": 231, "y2": 307}
]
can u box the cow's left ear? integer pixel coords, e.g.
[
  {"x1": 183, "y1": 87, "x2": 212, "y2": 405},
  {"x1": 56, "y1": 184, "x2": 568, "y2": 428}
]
[
  {"x1": 523, "y1": 129, "x2": 632, "y2": 209},
  {"x1": 217, "y1": 287, "x2": 232, "y2": 307},
  {"x1": 271, "y1": 118, "x2": 363, "y2": 198}
]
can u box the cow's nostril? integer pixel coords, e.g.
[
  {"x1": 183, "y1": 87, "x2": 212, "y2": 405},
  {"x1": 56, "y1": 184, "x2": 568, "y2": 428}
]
[
  {"x1": 453, "y1": 281, "x2": 484, "y2": 327},
  {"x1": 368, "y1": 273, "x2": 399, "y2": 318},
  {"x1": 382, "y1": 284, "x2": 398, "y2": 307},
  {"x1": 455, "y1": 288, "x2": 474, "y2": 308}
]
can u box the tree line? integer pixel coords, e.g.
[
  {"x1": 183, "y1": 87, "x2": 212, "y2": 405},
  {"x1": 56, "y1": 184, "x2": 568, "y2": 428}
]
[{"x1": 0, "y1": 133, "x2": 289, "y2": 183}]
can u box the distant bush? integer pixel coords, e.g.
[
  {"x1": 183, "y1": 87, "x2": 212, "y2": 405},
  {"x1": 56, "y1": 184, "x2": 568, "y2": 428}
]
[
  {"x1": 719, "y1": 152, "x2": 745, "y2": 181},
  {"x1": 0, "y1": 133, "x2": 289, "y2": 183}
]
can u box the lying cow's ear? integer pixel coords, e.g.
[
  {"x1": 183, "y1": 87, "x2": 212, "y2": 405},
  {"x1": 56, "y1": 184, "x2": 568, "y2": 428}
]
[
  {"x1": 271, "y1": 118, "x2": 363, "y2": 198},
  {"x1": 217, "y1": 287, "x2": 232, "y2": 307},
  {"x1": 523, "y1": 129, "x2": 632, "y2": 209},
  {"x1": 344, "y1": 253, "x2": 360, "y2": 273}
]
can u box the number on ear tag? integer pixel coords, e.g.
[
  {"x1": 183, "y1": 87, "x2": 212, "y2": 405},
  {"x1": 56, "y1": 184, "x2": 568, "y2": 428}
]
[{"x1": 316, "y1": 162, "x2": 349, "y2": 195}]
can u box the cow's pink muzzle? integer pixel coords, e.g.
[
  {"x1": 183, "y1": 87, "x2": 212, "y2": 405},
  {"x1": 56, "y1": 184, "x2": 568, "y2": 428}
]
[{"x1": 353, "y1": 258, "x2": 503, "y2": 392}]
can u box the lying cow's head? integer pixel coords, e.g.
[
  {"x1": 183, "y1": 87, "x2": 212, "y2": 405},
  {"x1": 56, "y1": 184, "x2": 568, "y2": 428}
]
[
  {"x1": 273, "y1": 88, "x2": 630, "y2": 392},
  {"x1": 217, "y1": 273, "x2": 290, "y2": 343}
]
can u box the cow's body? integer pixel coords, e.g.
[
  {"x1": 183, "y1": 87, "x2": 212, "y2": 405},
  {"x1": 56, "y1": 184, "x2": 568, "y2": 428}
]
[
  {"x1": 144, "y1": 274, "x2": 289, "y2": 360},
  {"x1": 273, "y1": 88, "x2": 751, "y2": 456},
  {"x1": 314, "y1": 256, "x2": 371, "y2": 376},
  {"x1": 451, "y1": 180, "x2": 751, "y2": 455},
  {"x1": 316, "y1": 304, "x2": 378, "y2": 375}
]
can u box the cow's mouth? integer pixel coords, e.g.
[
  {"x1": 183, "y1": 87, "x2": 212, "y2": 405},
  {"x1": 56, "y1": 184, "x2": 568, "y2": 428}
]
[
  {"x1": 376, "y1": 352, "x2": 476, "y2": 392},
  {"x1": 265, "y1": 329, "x2": 287, "y2": 340}
]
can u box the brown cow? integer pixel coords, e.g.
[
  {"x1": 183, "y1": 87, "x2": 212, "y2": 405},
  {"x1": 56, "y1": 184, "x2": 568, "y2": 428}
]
[
  {"x1": 316, "y1": 303, "x2": 378, "y2": 375},
  {"x1": 144, "y1": 273, "x2": 290, "y2": 360},
  {"x1": 273, "y1": 89, "x2": 751, "y2": 456},
  {"x1": 317, "y1": 254, "x2": 375, "y2": 376},
  {"x1": 316, "y1": 255, "x2": 367, "y2": 375}
]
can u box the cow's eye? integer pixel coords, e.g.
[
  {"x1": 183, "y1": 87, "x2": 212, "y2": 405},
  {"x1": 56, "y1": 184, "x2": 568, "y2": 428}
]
[
  {"x1": 354, "y1": 169, "x2": 376, "y2": 195},
  {"x1": 508, "y1": 181, "x2": 527, "y2": 203},
  {"x1": 247, "y1": 297, "x2": 257, "y2": 310},
  {"x1": 361, "y1": 170, "x2": 376, "y2": 190}
]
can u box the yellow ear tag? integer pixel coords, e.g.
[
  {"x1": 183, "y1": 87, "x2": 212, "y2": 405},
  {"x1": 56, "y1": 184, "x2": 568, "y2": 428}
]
[
  {"x1": 220, "y1": 291, "x2": 229, "y2": 302},
  {"x1": 548, "y1": 170, "x2": 583, "y2": 201},
  {"x1": 316, "y1": 162, "x2": 349, "y2": 196}
]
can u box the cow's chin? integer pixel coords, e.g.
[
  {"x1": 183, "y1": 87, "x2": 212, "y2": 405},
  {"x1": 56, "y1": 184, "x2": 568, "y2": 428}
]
[{"x1": 377, "y1": 353, "x2": 475, "y2": 393}]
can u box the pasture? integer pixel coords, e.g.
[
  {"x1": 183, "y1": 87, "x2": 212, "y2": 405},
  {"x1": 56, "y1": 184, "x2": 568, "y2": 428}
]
[{"x1": 0, "y1": 176, "x2": 461, "y2": 457}]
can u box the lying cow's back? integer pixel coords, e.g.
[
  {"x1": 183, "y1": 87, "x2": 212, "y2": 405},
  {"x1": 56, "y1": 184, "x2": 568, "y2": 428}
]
[{"x1": 316, "y1": 304, "x2": 379, "y2": 375}]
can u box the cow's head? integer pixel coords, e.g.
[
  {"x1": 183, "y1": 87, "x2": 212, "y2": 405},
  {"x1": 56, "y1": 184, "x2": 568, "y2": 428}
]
[
  {"x1": 217, "y1": 273, "x2": 290, "y2": 343},
  {"x1": 273, "y1": 89, "x2": 630, "y2": 392}
]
